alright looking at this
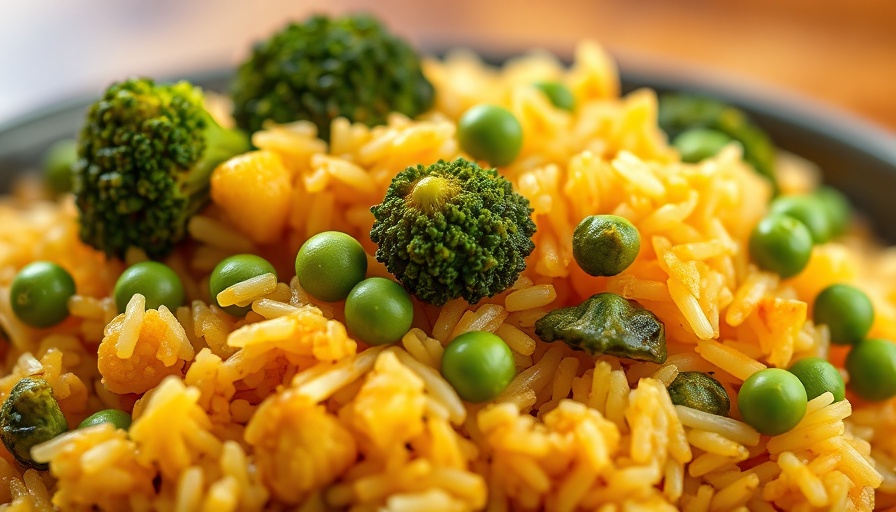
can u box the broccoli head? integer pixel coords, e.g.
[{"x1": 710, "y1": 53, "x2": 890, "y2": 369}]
[
  {"x1": 231, "y1": 14, "x2": 434, "y2": 141},
  {"x1": 370, "y1": 158, "x2": 536, "y2": 306},
  {"x1": 73, "y1": 77, "x2": 250, "y2": 259}
]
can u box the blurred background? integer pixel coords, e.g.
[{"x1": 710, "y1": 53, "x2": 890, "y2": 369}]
[{"x1": 1, "y1": 0, "x2": 895, "y2": 131}]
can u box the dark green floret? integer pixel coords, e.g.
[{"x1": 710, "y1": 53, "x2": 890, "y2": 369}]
[
  {"x1": 231, "y1": 14, "x2": 434, "y2": 141},
  {"x1": 370, "y1": 158, "x2": 536, "y2": 306},
  {"x1": 0, "y1": 377, "x2": 68, "y2": 469},
  {"x1": 667, "y1": 372, "x2": 730, "y2": 416},
  {"x1": 73, "y1": 77, "x2": 250, "y2": 259}
]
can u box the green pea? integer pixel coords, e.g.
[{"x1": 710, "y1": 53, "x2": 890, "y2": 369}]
[
  {"x1": 344, "y1": 278, "x2": 413, "y2": 346},
  {"x1": 43, "y1": 139, "x2": 78, "y2": 195},
  {"x1": 672, "y1": 128, "x2": 734, "y2": 163},
  {"x1": 737, "y1": 368, "x2": 807, "y2": 436},
  {"x1": 113, "y1": 261, "x2": 185, "y2": 314},
  {"x1": 572, "y1": 215, "x2": 641, "y2": 277},
  {"x1": 533, "y1": 81, "x2": 575, "y2": 111},
  {"x1": 441, "y1": 331, "x2": 516, "y2": 403},
  {"x1": 457, "y1": 105, "x2": 523, "y2": 167},
  {"x1": 667, "y1": 372, "x2": 730, "y2": 416},
  {"x1": 295, "y1": 231, "x2": 368, "y2": 302},
  {"x1": 813, "y1": 284, "x2": 874, "y2": 345},
  {"x1": 10, "y1": 261, "x2": 76, "y2": 328},
  {"x1": 846, "y1": 338, "x2": 896, "y2": 402},
  {"x1": 209, "y1": 254, "x2": 277, "y2": 317},
  {"x1": 78, "y1": 409, "x2": 132, "y2": 430},
  {"x1": 748, "y1": 214, "x2": 813, "y2": 278},
  {"x1": 814, "y1": 186, "x2": 850, "y2": 239},
  {"x1": 788, "y1": 357, "x2": 845, "y2": 402},
  {"x1": 0, "y1": 377, "x2": 68, "y2": 469},
  {"x1": 769, "y1": 194, "x2": 832, "y2": 244}
]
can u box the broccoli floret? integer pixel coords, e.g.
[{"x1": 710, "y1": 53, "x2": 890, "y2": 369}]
[
  {"x1": 370, "y1": 158, "x2": 536, "y2": 306},
  {"x1": 231, "y1": 14, "x2": 434, "y2": 141},
  {"x1": 0, "y1": 377, "x2": 68, "y2": 470},
  {"x1": 73, "y1": 78, "x2": 250, "y2": 259}
]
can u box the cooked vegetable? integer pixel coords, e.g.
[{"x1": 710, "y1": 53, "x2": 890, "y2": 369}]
[
  {"x1": 10, "y1": 261, "x2": 76, "y2": 328},
  {"x1": 813, "y1": 284, "x2": 874, "y2": 345},
  {"x1": 846, "y1": 338, "x2": 896, "y2": 402},
  {"x1": 0, "y1": 377, "x2": 68, "y2": 469},
  {"x1": 231, "y1": 14, "x2": 434, "y2": 141},
  {"x1": 43, "y1": 138, "x2": 78, "y2": 194},
  {"x1": 209, "y1": 254, "x2": 277, "y2": 316},
  {"x1": 295, "y1": 231, "x2": 368, "y2": 302},
  {"x1": 370, "y1": 158, "x2": 536, "y2": 306},
  {"x1": 533, "y1": 81, "x2": 575, "y2": 111},
  {"x1": 788, "y1": 357, "x2": 845, "y2": 402},
  {"x1": 748, "y1": 214, "x2": 813, "y2": 278},
  {"x1": 344, "y1": 278, "x2": 413, "y2": 346},
  {"x1": 113, "y1": 261, "x2": 185, "y2": 313},
  {"x1": 769, "y1": 194, "x2": 832, "y2": 244},
  {"x1": 441, "y1": 331, "x2": 516, "y2": 403},
  {"x1": 672, "y1": 128, "x2": 734, "y2": 163},
  {"x1": 457, "y1": 105, "x2": 524, "y2": 167},
  {"x1": 667, "y1": 372, "x2": 730, "y2": 416},
  {"x1": 534, "y1": 293, "x2": 666, "y2": 363},
  {"x1": 78, "y1": 409, "x2": 132, "y2": 430},
  {"x1": 737, "y1": 368, "x2": 807, "y2": 436},
  {"x1": 814, "y1": 186, "x2": 851, "y2": 238},
  {"x1": 572, "y1": 214, "x2": 640, "y2": 277},
  {"x1": 74, "y1": 78, "x2": 250, "y2": 259}
]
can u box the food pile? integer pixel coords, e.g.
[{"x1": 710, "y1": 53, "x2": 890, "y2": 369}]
[{"x1": 0, "y1": 12, "x2": 895, "y2": 512}]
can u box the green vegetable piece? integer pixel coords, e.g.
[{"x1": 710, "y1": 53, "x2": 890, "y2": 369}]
[
  {"x1": 672, "y1": 128, "x2": 735, "y2": 163},
  {"x1": 533, "y1": 81, "x2": 575, "y2": 111},
  {"x1": 10, "y1": 261, "x2": 76, "y2": 328},
  {"x1": 748, "y1": 214, "x2": 813, "y2": 278},
  {"x1": 441, "y1": 331, "x2": 516, "y2": 403},
  {"x1": 0, "y1": 377, "x2": 68, "y2": 469},
  {"x1": 43, "y1": 139, "x2": 78, "y2": 195},
  {"x1": 295, "y1": 231, "x2": 368, "y2": 302},
  {"x1": 78, "y1": 409, "x2": 132, "y2": 430},
  {"x1": 737, "y1": 368, "x2": 807, "y2": 436},
  {"x1": 788, "y1": 357, "x2": 845, "y2": 402},
  {"x1": 813, "y1": 284, "x2": 874, "y2": 346},
  {"x1": 769, "y1": 194, "x2": 832, "y2": 244},
  {"x1": 534, "y1": 293, "x2": 666, "y2": 363},
  {"x1": 572, "y1": 215, "x2": 641, "y2": 277},
  {"x1": 114, "y1": 261, "x2": 185, "y2": 313},
  {"x1": 846, "y1": 339, "x2": 896, "y2": 402},
  {"x1": 667, "y1": 372, "x2": 730, "y2": 416},
  {"x1": 209, "y1": 254, "x2": 277, "y2": 317},
  {"x1": 814, "y1": 186, "x2": 850, "y2": 238},
  {"x1": 457, "y1": 105, "x2": 523, "y2": 167},
  {"x1": 231, "y1": 14, "x2": 434, "y2": 141},
  {"x1": 344, "y1": 278, "x2": 413, "y2": 346},
  {"x1": 370, "y1": 158, "x2": 536, "y2": 306}
]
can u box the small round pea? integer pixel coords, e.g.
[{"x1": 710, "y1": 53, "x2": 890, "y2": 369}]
[
  {"x1": 814, "y1": 186, "x2": 850, "y2": 238},
  {"x1": 10, "y1": 261, "x2": 76, "y2": 328},
  {"x1": 533, "y1": 81, "x2": 575, "y2": 111},
  {"x1": 769, "y1": 194, "x2": 832, "y2": 244},
  {"x1": 43, "y1": 139, "x2": 78, "y2": 195},
  {"x1": 78, "y1": 409, "x2": 132, "y2": 430},
  {"x1": 788, "y1": 357, "x2": 845, "y2": 402},
  {"x1": 441, "y1": 331, "x2": 516, "y2": 403},
  {"x1": 748, "y1": 214, "x2": 813, "y2": 279},
  {"x1": 295, "y1": 231, "x2": 368, "y2": 302},
  {"x1": 672, "y1": 128, "x2": 734, "y2": 163},
  {"x1": 457, "y1": 105, "x2": 523, "y2": 167},
  {"x1": 572, "y1": 215, "x2": 641, "y2": 277},
  {"x1": 344, "y1": 278, "x2": 413, "y2": 346},
  {"x1": 813, "y1": 284, "x2": 874, "y2": 345},
  {"x1": 846, "y1": 339, "x2": 896, "y2": 401},
  {"x1": 209, "y1": 254, "x2": 277, "y2": 317},
  {"x1": 738, "y1": 368, "x2": 807, "y2": 436},
  {"x1": 113, "y1": 261, "x2": 185, "y2": 313}
]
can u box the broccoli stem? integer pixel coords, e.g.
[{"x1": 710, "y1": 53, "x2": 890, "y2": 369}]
[
  {"x1": 182, "y1": 112, "x2": 251, "y2": 199},
  {"x1": 409, "y1": 176, "x2": 459, "y2": 214}
]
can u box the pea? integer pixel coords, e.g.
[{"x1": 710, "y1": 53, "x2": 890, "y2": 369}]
[
  {"x1": 78, "y1": 409, "x2": 132, "y2": 430},
  {"x1": 113, "y1": 261, "x2": 185, "y2": 313},
  {"x1": 814, "y1": 186, "x2": 850, "y2": 238},
  {"x1": 667, "y1": 372, "x2": 730, "y2": 416},
  {"x1": 846, "y1": 339, "x2": 896, "y2": 401},
  {"x1": 43, "y1": 139, "x2": 78, "y2": 195},
  {"x1": 457, "y1": 105, "x2": 523, "y2": 167},
  {"x1": 738, "y1": 368, "x2": 807, "y2": 436},
  {"x1": 788, "y1": 357, "x2": 845, "y2": 402},
  {"x1": 344, "y1": 278, "x2": 413, "y2": 346},
  {"x1": 748, "y1": 214, "x2": 813, "y2": 278},
  {"x1": 441, "y1": 331, "x2": 516, "y2": 403},
  {"x1": 769, "y1": 194, "x2": 832, "y2": 244},
  {"x1": 572, "y1": 215, "x2": 641, "y2": 277},
  {"x1": 295, "y1": 231, "x2": 368, "y2": 302},
  {"x1": 813, "y1": 284, "x2": 874, "y2": 345},
  {"x1": 533, "y1": 81, "x2": 575, "y2": 111},
  {"x1": 10, "y1": 261, "x2": 76, "y2": 328},
  {"x1": 209, "y1": 254, "x2": 277, "y2": 316},
  {"x1": 672, "y1": 128, "x2": 734, "y2": 163}
]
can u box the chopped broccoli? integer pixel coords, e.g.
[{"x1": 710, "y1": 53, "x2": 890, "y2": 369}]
[
  {"x1": 370, "y1": 158, "x2": 536, "y2": 306},
  {"x1": 231, "y1": 14, "x2": 434, "y2": 141},
  {"x1": 73, "y1": 78, "x2": 250, "y2": 259},
  {"x1": 0, "y1": 377, "x2": 68, "y2": 469}
]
